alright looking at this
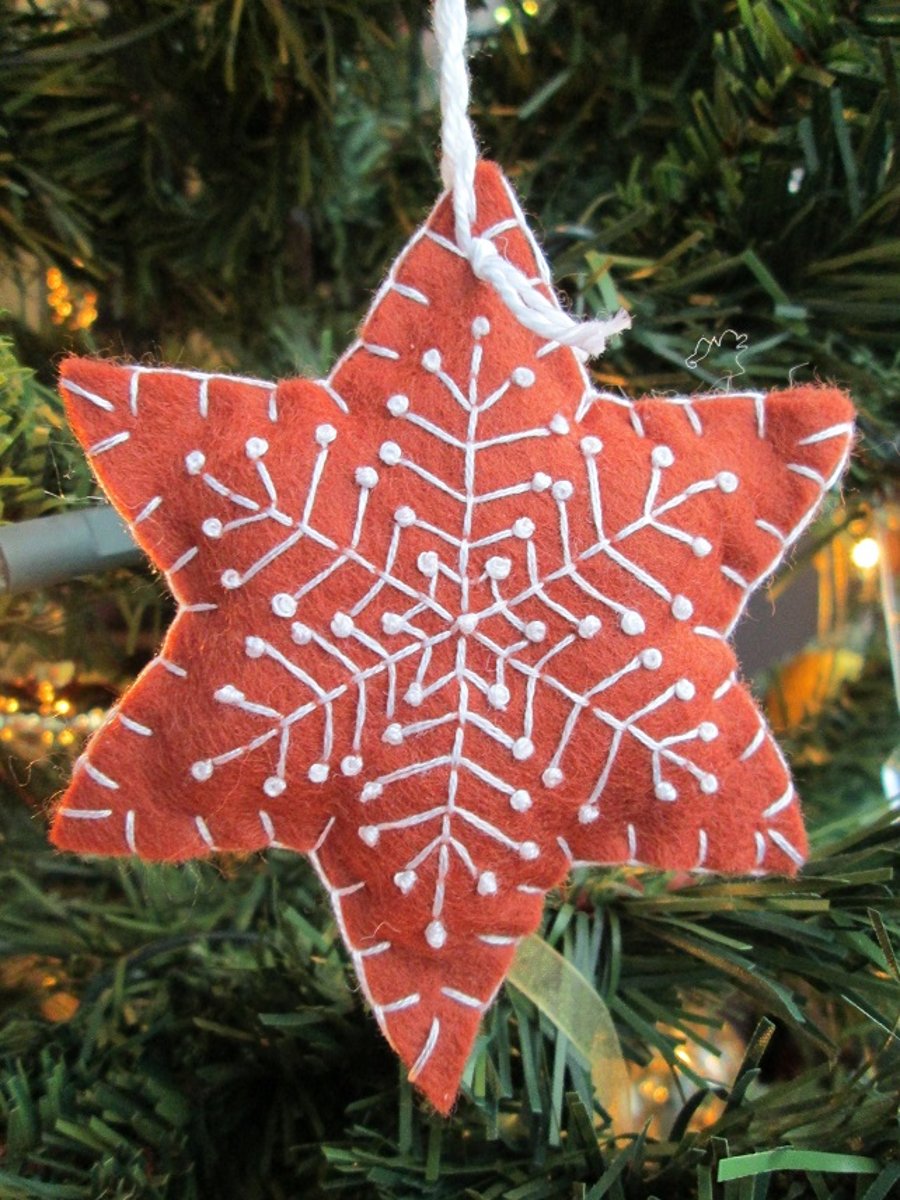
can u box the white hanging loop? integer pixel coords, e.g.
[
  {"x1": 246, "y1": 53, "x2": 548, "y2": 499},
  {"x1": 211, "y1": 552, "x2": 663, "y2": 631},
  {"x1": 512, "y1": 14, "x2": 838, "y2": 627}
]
[{"x1": 432, "y1": 0, "x2": 631, "y2": 359}]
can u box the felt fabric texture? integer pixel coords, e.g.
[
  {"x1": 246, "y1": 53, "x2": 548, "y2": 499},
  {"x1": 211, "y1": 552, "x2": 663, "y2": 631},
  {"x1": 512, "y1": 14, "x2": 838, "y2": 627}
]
[{"x1": 53, "y1": 160, "x2": 854, "y2": 1115}]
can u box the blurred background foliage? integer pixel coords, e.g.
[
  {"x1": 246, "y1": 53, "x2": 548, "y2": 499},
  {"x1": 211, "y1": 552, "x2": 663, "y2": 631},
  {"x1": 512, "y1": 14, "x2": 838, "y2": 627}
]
[{"x1": 0, "y1": 1, "x2": 898, "y2": 1197}]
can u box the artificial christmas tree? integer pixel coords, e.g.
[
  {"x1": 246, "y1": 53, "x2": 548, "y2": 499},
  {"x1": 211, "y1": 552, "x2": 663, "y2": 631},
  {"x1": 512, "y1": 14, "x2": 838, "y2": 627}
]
[{"x1": 1, "y1": 1, "x2": 897, "y2": 1195}]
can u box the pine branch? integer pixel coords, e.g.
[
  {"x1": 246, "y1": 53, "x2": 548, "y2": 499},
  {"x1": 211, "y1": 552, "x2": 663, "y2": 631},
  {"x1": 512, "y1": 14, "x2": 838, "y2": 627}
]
[{"x1": 0, "y1": 4, "x2": 898, "y2": 1197}]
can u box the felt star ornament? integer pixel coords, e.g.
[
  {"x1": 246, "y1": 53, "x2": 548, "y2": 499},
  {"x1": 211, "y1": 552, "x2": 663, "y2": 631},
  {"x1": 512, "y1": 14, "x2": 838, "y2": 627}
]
[{"x1": 54, "y1": 161, "x2": 854, "y2": 1114}]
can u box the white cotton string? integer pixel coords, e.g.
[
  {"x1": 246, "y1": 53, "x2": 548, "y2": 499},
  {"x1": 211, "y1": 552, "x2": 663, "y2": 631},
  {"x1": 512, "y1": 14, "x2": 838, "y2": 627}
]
[
  {"x1": 434, "y1": 0, "x2": 479, "y2": 249},
  {"x1": 432, "y1": 0, "x2": 631, "y2": 359}
]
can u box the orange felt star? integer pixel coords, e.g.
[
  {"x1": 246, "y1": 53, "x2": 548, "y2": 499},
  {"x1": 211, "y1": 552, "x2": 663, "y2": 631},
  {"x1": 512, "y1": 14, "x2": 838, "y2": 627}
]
[{"x1": 53, "y1": 161, "x2": 853, "y2": 1113}]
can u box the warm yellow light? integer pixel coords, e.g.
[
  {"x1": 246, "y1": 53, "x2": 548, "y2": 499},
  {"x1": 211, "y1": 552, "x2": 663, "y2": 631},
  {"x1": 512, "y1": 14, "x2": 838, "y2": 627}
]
[
  {"x1": 5, "y1": 698, "x2": 20, "y2": 714},
  {"x1": 652, "y1": 1085, "x2": 669, "y2": 1103},
  {"x1": 674, "y1": 1045, "x2": 692, "y2": 1065},
  {"x1": 41, "y1": 730, "x2": 55, "y2": 747},
  {"x1": 851, "y1": 537, "x2": 880, "y2": 570},
  {"x1": 522, "y1": 0, "x2": 539, "y2": 14},
  {"x1": 54, "y1": 699, "x2": 72, "y2": 715},
  {"x1": 37, "y1": 681, "x2": 55, "y2": 703},
  {"x1": 58, "y1": 729, "x2": 75, "y2": 747},
  {"x1": 495, "y1": 4, "x2": 512, "y2": 23},
  {"x1": 42, "y1": 992, "x2": 80, "y2": 1023},
  {"x1": 45, "y1": 267, "x2": 98, "y2": 329},
  {"x1": 0, "y1": 728, "x2": 13, "y2": 743}
]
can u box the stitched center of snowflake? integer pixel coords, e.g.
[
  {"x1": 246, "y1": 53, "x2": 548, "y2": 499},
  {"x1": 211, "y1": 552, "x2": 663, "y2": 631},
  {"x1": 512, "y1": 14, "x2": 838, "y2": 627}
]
[{"x1": 182, "y1": 316, "x2": 734, "y2": 946}]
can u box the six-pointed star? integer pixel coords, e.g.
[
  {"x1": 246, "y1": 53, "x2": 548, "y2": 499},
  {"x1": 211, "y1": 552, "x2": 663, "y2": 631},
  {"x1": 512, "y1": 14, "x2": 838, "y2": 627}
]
[{"x1": 54, "y1": 162, "x2": 853, "y2": 1112}]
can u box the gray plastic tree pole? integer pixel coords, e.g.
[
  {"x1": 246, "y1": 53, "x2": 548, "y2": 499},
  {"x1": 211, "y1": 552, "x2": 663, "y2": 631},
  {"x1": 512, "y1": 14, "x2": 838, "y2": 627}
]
[{"x1": 0, "y1": 506, "x2": 143, "y2": 594}]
